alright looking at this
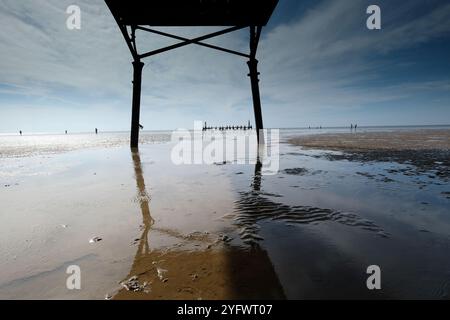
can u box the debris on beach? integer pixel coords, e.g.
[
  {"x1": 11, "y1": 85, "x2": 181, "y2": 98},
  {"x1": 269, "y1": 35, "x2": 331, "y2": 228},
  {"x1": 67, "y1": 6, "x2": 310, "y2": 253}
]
[
  {"x1": 213, "y1": 161, "x2": 229, "y2": 166},
  {"x1": 282, "y1": 168, "x2": 309, "y2": 175},
  {"x1": 89, "y1": 236, "x2": 102, "y2": 243},
  {"x1": 61, "y1": 224, "x2": 68, "y2": 228},
  {"x1": 105, "y1": 294, "x2": 112, "y2": 300},
  {"x1": 219, "y1": 234, "x2": 233, "y2": 243},
  {"x1": 120, "y1": 275, "x2": 149, "y2": 293},
  {"x1": 156, "y1": 267, "x2": 168, "y2": 282},
  {"x1": 131, "y1": 237, "x2": 141, "y2": 246},
  {"x1": 190, "y1": 273, "x2": 198, "y2": 281},
  {"x1": 185, "y1": 230, "x2": 211, "y2": 242}
]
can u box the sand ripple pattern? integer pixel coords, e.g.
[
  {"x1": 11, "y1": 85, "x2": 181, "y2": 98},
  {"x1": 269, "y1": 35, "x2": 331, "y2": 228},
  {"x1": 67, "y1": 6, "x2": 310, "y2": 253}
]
[{"x1": 234, "y1": 191, "x2": 388, "y2": 244}]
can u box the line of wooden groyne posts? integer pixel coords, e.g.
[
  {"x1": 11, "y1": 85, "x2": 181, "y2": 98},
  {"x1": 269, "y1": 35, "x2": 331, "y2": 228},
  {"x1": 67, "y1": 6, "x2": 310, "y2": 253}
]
[{"x1": 202, "y1": 121, "x2": 253, "y2": 132}]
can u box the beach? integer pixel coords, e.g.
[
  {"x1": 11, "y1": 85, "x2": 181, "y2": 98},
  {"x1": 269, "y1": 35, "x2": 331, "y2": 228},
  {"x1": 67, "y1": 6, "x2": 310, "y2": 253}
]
[
  {"x1": 1, "y1": 127, "x2": 449, "y2": 299},
  {"x1": 288, "y1": 129, "x2": 450, "y2": 183},
  {"x1": 288, "y1": 129, "x2": 450, "y2": 151}
]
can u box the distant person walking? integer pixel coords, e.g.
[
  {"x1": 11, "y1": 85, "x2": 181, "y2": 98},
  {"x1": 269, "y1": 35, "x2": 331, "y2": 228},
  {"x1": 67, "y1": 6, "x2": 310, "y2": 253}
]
[
  {"x1": 355, "y1": 124, "x2": 357, "y2": 130},
  {"x1": 95, "y1": 128, "x2": 98, "y2": 134},
  {"x1": 351, "y1": 124, "x2": 353, "y2": 130},
  {"x1": 19, "y1": 130, "x2": 22, "y2": 135},
  {"x1": 65, "y1": 130, "x2": 67, "y2": 134}
]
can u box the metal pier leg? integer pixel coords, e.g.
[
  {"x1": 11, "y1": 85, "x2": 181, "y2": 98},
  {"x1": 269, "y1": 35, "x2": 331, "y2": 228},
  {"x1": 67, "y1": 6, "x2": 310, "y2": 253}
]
[
  {"x1": 247, "y1": 57, "x2": 264, "y2": 144},
  {"x1": 130, "y1": 60, "x2": 144, "y2": 148}
]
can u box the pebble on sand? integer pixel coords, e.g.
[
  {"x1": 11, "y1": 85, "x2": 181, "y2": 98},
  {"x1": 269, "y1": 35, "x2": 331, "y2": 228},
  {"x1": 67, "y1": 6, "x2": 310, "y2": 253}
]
[{"x1": 89, "y1": 236, "x2": 102, "y2": 243}]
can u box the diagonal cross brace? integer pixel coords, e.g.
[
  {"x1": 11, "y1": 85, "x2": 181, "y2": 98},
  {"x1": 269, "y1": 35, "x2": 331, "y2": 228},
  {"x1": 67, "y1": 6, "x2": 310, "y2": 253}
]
[
  {"x1": 249, "y1": 26, "x2": 262, "y2": 58},
  {"x1": 138, "y1": 26, "x2": 248, "y2": 59},
  {"x1": 135, "y1": 26, "x2": 250, "y2": 59},
  {"x1": 105, "y1": 1, "x2": 138, "y2": 60}
]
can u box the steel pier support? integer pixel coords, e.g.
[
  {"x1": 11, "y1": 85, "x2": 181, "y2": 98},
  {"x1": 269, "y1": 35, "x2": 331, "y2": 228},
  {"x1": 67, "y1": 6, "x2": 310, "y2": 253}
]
[
  {"x1": 247, "y1": 57, "x2": 264, "y2": 144},
  {"x1": 130, "y1": 60, "x2": 144, "y2": 148}
]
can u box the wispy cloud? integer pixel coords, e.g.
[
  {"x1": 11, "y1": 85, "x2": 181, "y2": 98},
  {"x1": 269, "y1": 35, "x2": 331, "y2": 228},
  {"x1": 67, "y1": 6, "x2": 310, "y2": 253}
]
[{"x1": 260, "y1": 0, "x2": 450, "y2": 116}]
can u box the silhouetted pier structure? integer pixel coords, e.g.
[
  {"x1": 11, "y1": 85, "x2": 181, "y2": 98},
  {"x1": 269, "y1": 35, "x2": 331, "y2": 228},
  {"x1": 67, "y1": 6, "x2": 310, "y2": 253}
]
[
  {"x1": 202, "y1": 121, "x2": 253, "y2": 131},
  {"x1": 105, "y1": 0, "x2": 279, "y2": 148}
]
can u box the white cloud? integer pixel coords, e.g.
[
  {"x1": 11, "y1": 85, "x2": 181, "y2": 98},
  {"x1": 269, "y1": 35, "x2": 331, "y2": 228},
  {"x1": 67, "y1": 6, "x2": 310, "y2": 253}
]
[{"x1": 257, "y1": 0, "x2": 450, "y2": 124}]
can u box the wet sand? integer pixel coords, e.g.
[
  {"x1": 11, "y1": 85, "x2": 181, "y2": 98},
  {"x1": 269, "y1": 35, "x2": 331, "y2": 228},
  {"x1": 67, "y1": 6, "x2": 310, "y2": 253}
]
[
  {"x1": 1, "y1": 129, "x2": 450, "y2": 299},
  {"x1": 0, "y1": 135, "x2": 287, "y2": 300},
  {"x1": 114, "y1": 245, "x2": 285, "y2": 300},
  {"x1": 288, "y1": 129, "x2": 450, "y2": 151},
  {"x1": 288, "y1": 129, "x2": 450, "y2": 182},
  {"x1": 114, "y1": 152, "x2": 284, "y2": 300}
]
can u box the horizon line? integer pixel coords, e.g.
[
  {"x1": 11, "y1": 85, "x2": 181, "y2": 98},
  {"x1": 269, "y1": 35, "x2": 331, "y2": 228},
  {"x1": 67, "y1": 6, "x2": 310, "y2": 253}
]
[{"x1": 1, "y1": 124, "x2": 450, "y2": 136}]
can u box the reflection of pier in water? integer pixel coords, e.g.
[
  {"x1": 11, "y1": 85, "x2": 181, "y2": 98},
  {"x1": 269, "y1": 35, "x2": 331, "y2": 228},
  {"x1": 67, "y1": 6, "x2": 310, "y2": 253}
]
[
  {"x1": 232, "y1": 154, "x2": 391, "y2": 299},
  {"x1": 114, "y1": 150, "x2": 284, "y2": 299},
  {"x1": 130, "y1": 151, "x2": 153, "y2": 268},
  {"x1": 234, "y1": 153, "x2": 387, "y2": 246}
]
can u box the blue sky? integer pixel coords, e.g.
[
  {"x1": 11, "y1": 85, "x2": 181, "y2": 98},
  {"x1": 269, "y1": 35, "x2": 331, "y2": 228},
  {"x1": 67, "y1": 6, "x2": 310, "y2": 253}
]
[{"x1": 0, "y1": 0, "x2": 449, "y2": 133}]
